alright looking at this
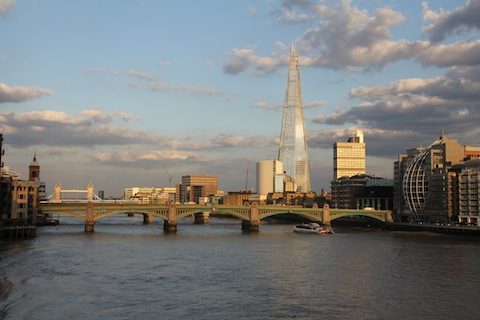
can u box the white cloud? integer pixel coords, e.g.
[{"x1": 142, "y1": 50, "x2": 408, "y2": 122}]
[
  {"x1": 128, "y1": 70, "x2": 154, "y2": 81},
  {"x1": 0, "y1": 82, "x2": 52, "y2": 103},
  {"x1": 224, "y1": 1, "x2": 480, "y2": 74},
  {"x1": 87, "y1": 68, "x2": 122, "y2": 75},
  {"x1": 91, "y1": 150, "x2": 202, "y2": 163}
]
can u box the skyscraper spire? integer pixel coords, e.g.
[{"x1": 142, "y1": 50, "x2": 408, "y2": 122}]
[{"x1": 278, "y1": 44, "x2": 311, "y2": 192}]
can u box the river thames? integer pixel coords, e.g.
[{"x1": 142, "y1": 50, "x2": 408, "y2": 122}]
[{"x1": 1, "y1": 216, "x2": 479, "y2": 320}]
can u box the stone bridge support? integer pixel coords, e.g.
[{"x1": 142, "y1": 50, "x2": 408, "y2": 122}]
[
  {"x1": 164, "y1": 204, "x2": 177, "y2": 233},
  {"x1": 322, "y1": 204, "x2": 331, "y2": 226},
  {"x1": 85, "y1": 202, "x2": 95, "y2": 233},
  {"x1": 143, "y1": 213, "x2": 154, "y2": 225},
  {"x1": 241, "y1": 205, "x2": 259, "y2": 232},
  {"x1": 194, "y1": 212, "x2": 210, "y2": 224}
]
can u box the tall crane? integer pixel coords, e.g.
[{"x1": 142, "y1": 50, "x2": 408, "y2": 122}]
[{"x1": 162, "y1": 164, "x2": 173, "y2": 187}]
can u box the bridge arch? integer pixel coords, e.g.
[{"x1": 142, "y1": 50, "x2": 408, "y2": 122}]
[
  {"x1": 93, "y1": 210, "x2": 167, "y2": 222},
  {"x1": 329, "y1": 210, "x2": 391, "y2": 224},
  {"x1": 259, "y1": 209, "x2": 323, "y2": 222}
]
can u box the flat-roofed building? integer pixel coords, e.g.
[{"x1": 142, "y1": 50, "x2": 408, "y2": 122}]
[
  {"x1": 333, "y1": 130, "x2": 366, "y2": 180},
  {"x1": 123, "y1": 186, "x2": 176, "y2": 204},
  {"x1": 178, "y1": 175, "x2": 217, "y2": 204},
  {"x1": 457, "y1": 160, "x2": 480, "y2": 226}
]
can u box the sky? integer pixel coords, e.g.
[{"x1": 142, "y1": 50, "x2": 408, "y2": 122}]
[{"x1": 1, "y1": 0, "x2": 479, "y2": 197}]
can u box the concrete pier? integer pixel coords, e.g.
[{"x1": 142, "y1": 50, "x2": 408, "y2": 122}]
[
  {"x1": 163, "y1": 221, "x2": 177, "y2": 233},
  {"x1": 143, "y1": 214, "x2": 154, "y2": 224},
  {"x1": 194, "y1": 212, "x2": 210, "y2": 224},
  {"x1": 241, "y1": 220, "x2": 259, "y2": 232},
  {"x1": 85, "y1": 220, "x2": 95, "y2": 233}
]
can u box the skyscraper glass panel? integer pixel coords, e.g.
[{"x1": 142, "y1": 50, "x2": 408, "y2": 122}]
[{"x1": 278, "y1": 45, "x2": 311, "y2": 192}]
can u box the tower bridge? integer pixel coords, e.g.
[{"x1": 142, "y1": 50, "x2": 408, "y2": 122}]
[{"x1": 38, "y1": 201, "x2": 393, "y2": 233}]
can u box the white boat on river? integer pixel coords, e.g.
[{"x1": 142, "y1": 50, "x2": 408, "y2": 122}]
[{"x1": 293, "y1": 223, "x2": 334, "y2": 234}]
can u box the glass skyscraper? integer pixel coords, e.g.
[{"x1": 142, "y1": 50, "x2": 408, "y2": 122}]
[{"x1": 278, "y1": 45, "x2": 311, "y2": 192}]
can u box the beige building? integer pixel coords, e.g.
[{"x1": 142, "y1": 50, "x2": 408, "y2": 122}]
[
  {"x1": 333, "y1": 130, "x2": 366, "y2": 180},
  {"x1": 457, "y1": 160, "x2": 480, "y2": 226},
  {"x1": 123, "y1": 186, "x2": 176, "y2": 204},
  {"x1": 397, "y1": 134, "x2": 480, "y2": 222},
  {"x1": 256, "y1": 160, "x2": 284, "y2": 195},
  {"x1": 178, "y1": 175, "x2": 217, "y2": 204}
]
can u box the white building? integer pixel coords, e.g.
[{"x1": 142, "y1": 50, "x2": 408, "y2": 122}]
[
  {"x1": 333, "y1": 130, "x2": 366, "y2": 180},
  {"x1": 256, "y1": 160, "x2": 284, "y2": 195}
]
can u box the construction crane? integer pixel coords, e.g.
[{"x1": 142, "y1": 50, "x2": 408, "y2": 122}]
[{"x1": 162, "y1": 164, "x2": 173, "y2": 187}]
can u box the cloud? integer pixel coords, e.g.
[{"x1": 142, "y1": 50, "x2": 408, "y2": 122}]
[
  {"x1": 0, "y1": 82, "x2": 52, "y2": 103},
  {"x1": 125, "y1": 69, "x2": 229, "y2": 98},
  {"x1": 223, "y1": 47, "x2": 289, "y2": 76},
  {"x1": 308, "y1": 128, "x2": 419, "y2": 157},
  {"x1": 149, "y1": 81, "x2": 228, "y2": 97},
  {"x1": 349, "y1": 71, "x2": 480, "y2": 102},
  {"x1": 248, "y1": 5, "x2": 258, "y2": 16},
  {"x1": 423, "y1": 0, "x2": 480, "y2": 42},
  {"x1": 91, "y1": 150, "x2": 203, "y2": 164},
  {"x1": 128, "y1": 70, "x2": 154, "y2": 81},
  {"x1": 0, "y1": 0, "x2": 14, "y2": 16},
  {"x1": 87, "y1": 68, "x2": 122, "y2": 75},
  {"x1": 254, "y1": 99, "x2": 325, "y2": 111},
  {"x1": 224, "y1": 1, "x2": 480, "y2": 73},
  {"x1": 254, "y1": 101, "x2": 283, "y2": 110},
  {"x1": 312, "y1": 63, "x2": 480, "y2": 156},
  {"x1": 0, "y1": 108, "x2": 168, "y2": 148},
  {"x1": 160, "y1": 60, "x2": 171, "y2": 66}
]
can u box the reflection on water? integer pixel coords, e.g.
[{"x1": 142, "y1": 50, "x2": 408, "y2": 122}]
[{"x1": 1, "y1": 216, "x2": 479, "y2": 320}]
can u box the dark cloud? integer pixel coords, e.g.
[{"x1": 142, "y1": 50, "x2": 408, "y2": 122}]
[
  {"x1": 423, "y1": 0, "x2": 480, "y2": 42},
  {"x1": 313, "y1": 64, "x2": 480, "y2": 156},
  {"x1": 0, "y1": 109, "x2": 169, "y2": 148}
]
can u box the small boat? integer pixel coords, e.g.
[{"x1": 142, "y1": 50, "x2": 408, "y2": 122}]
[
  {"x1": 293, "y1": 223, "x2": 334, "y2": 234},
  {"x1": 45, "y1": 218, "x2": 60, "y2": 226}
]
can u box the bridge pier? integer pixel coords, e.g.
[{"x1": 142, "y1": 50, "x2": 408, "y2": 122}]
[
  {"x1": 241, "y1": 220, "x2": 259, "y2": 232},
  {"x1": 164, "y1": 204, "x2": 177, "y2": 233},
  {"x1": 163, "y1": 221, "x2": 177, "y2": 233},
  {"x1": 143, "y1": 214, "x2": 154, "y2": 224},
  {"x1": 322, "y1": 204, "x2": 331, "y2": 226},
  {"x1": 242, "y1": 205, "x2": 260, "y2": 232},
  {"x1": 194, "y1": 212, "x2": 210, "y2": 224},
  {"x1": 85, "y1": 202, "x2": 95, "y2": 233},
  {"x1": 85, "y1": 220, "x2": 95, "y2": 233}
]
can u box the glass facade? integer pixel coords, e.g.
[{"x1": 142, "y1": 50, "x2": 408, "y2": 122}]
[{"x1": 278, "y1": 45, "x2": 311, "y2": 192}]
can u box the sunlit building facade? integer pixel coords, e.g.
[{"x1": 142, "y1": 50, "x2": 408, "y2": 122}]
[
  {"x1": 256, "y1": 160, "x2": 284, "y2": 196},
  {"x1": 333, "y1": 130, "x2": 366, "y2": 180},
  {"x1": 278, "y1": 45, "x2": 311, "y2": 192},
  {"x1": 399, "y1": 134, "x2": 480, "y2": 222}
]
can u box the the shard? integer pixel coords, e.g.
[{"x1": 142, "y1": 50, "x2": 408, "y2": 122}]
[{"x1": 278, "y1": 45, "x2": 311, "y2": 192}]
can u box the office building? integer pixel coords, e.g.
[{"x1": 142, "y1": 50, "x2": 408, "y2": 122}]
[
  {"x1": 278, "y1": 45, "x2": 311, "y2": 192},
  {"x1": 178, "y1": 175, "x2": 218, "y2": 204},
  {"x1": 256, "y1": 160, "x2": 284, "y2": 195},
  {"x1": 333, "y1": 130, "x2": 366, "y2": 180}
]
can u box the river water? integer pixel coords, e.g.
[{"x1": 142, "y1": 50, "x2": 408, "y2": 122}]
[{"x1": 1, "y1": 216, "x2": 479, "y2": 320}]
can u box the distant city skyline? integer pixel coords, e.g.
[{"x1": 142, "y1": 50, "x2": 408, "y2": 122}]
[{"x1": 1, "y1": 0, "x2": 479, "y2": 196}]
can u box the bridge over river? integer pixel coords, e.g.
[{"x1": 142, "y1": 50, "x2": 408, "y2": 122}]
[{"x1": 38, "y1": 201, "x2": 393, "y2": 233}]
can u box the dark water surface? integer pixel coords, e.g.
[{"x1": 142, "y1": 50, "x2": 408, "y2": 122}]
[{"x1": 1, "y1": 216, "x2": 480, "y2": 320}]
